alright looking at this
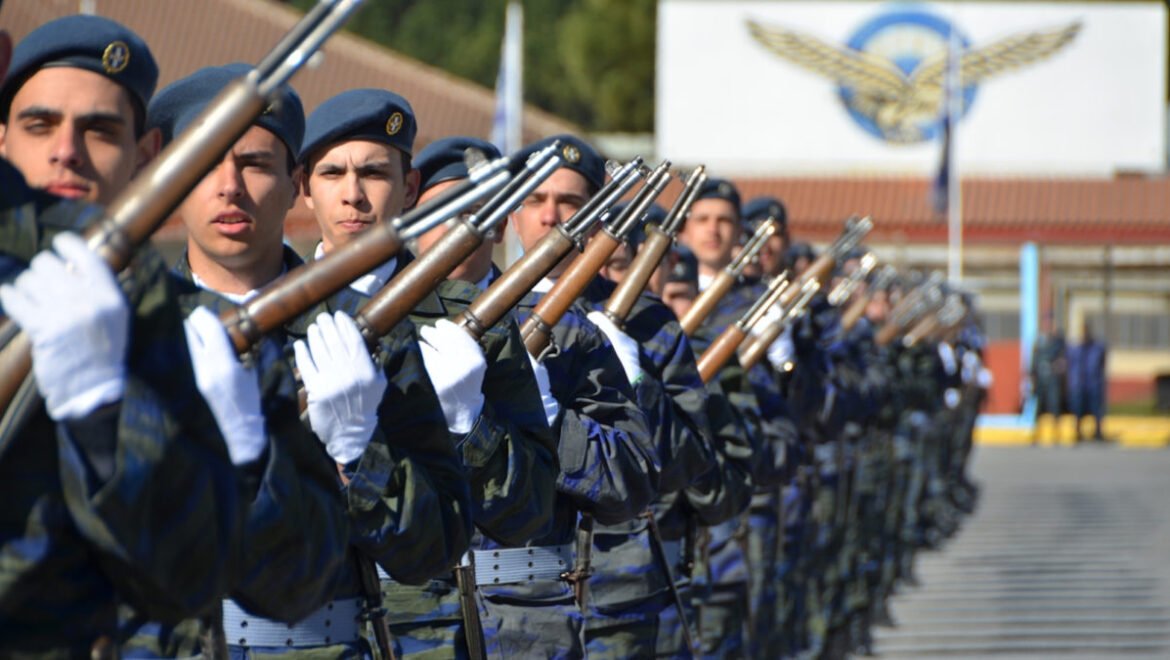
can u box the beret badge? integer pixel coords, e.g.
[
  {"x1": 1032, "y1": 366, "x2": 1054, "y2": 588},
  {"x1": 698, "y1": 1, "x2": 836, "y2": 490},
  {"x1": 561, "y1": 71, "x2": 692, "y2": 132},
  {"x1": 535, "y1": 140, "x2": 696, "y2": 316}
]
[
  {"x1": 102, "y1": 41, "x2": 130, "y2": 75},
  {"x1": 562, "y1": 144, "x2": 581, "y2": 164},
  {"x1": 386, "y1": 111, "x2": 404, "y2": 136}
]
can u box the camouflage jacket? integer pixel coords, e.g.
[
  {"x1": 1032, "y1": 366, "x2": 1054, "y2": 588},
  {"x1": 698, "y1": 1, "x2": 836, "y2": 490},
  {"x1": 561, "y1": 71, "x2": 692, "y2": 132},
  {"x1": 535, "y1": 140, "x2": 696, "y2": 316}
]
[
  {"x1": 512, "y1": 287, "x2": 657, "y2": 543},
  {"x1": 179, "y1": 248, "x2": 473, "y2": 589},
  {"x1": 332, "y1": 261, "x2": 559, "y2": 550},
  {"x1": 0, "y1": 160, "x2": 247, "y2": 654}
]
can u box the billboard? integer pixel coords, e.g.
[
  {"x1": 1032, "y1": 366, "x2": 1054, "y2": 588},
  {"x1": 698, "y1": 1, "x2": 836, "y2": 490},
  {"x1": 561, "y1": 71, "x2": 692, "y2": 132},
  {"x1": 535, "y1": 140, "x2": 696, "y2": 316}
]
[{"x1": 656, "y1": 1, "x2": 1167, "y2": 176}]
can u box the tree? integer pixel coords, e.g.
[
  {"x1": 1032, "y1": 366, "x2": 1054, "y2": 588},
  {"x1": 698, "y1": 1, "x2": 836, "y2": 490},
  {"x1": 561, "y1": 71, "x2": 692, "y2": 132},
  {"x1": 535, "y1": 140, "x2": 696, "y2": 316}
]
[{"x1": 285, "y1": 0, "x2": 657, "y2": 133}]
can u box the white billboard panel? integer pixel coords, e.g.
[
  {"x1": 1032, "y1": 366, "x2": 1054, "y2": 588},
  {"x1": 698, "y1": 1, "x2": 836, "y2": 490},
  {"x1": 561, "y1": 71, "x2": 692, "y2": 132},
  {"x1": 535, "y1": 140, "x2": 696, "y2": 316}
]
[{"x1": 656, "y1": 1, "x2": 1167, "y2": 176}]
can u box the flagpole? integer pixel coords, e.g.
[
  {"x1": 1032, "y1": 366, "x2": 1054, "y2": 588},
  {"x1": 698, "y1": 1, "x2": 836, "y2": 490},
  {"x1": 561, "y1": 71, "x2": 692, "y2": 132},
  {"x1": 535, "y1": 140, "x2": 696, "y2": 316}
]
[
  {"x1": 947, "y1": 20, "x2": 963, "y2": 284},
  {"x1": 493, "y1": 1, "x2": 525, "y2": 265}
]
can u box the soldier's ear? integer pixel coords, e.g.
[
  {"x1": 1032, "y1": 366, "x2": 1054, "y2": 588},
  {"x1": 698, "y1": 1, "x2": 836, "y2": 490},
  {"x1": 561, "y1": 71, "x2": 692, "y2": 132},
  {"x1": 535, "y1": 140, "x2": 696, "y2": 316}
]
[
  {"x1": 403, "y1": 167, "x2": 421, "y2": 209},
  {"x1": 288, "y1": 165, "x2": 304, "y2": 211},
  {"x1": 134, "y1": 127, "x2": 162, "y2": 174}
]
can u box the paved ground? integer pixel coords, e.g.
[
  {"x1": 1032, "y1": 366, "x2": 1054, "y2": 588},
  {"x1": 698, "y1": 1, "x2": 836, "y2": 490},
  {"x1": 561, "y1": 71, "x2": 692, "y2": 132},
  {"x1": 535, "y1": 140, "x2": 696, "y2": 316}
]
[{"x1": 873, "y1": 445, "x2": 1170, "y2": 658}]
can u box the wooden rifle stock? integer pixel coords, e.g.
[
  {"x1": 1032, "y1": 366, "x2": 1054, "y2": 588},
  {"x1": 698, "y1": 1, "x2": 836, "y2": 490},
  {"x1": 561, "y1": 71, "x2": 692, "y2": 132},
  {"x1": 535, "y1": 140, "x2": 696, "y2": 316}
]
[
  {"x1": 679, "y1": 219, "x2": 778, "y2": 336},
  {"x1": 840, "y1": 294, "x2": 870, "y2": 333},
  {"x1": 602, "y1": 165, "x2": 706, "y2": 327},
  {"x1": 679, "y1": 271, "x2": 734, "y2": 336},
  {"x1": 521, "y1": 230, "x2": 621, "y2": 355},
  {"x1": 355, "y1": 220, "x2": 484, "y2": 347},
  {"x1": 519, "y1": 160, "x2": 671, "y2": 355},
  {"x1": 0, "y1": 0, "x2": 365, "y2": 440},
  {"x1": 221, "y1": 223, "x2": 401, "y2": 353},
  {"x1": 456, "y1": 225, "x2": 578, "y2": 341},
  {"x1": 697, "y1": 274, "x2": 791, "y2": 381},
  {"x1": 602, "y1": 226, "x2": 672, "y2": 326},
  {"x1": 697, "y1": 325, "x2": 747, "y2": 383},
  {"x1": 738, "y1": 254, "x2": 833, "y2": 366}
]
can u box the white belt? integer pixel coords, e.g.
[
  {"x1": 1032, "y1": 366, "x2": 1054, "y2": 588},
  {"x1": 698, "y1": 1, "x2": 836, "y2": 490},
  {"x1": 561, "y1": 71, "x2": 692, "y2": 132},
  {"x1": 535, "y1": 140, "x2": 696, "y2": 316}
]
[
  {"x1": 376, "y1": 545, "x2": 574, "y2": 587},
  {"x1": 222, "y1": 598, "x2": 362, "y2": 649},
  {"x1": 473, "y1": 544, "x2": 573, "y2": 586}
]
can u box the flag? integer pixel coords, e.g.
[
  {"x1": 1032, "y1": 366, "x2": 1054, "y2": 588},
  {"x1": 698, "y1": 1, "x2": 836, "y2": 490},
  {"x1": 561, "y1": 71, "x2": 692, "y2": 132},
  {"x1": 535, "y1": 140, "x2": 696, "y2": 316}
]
[
  {"x1": 491, "y1": 1, "x2": 523, "y2": 155},
  {"x1": 931, "y1": 26, "x2": 961, "y2": 217}
]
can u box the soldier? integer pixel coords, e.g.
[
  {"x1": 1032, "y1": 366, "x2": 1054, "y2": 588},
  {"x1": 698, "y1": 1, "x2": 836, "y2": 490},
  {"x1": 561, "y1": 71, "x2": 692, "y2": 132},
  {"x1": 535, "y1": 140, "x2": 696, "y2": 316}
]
[
  {"x1": 595, "y1": 206, "x2": 759, "y2": 658},
  {"x1": 0, "y1": 16, "x2": 252, "y2": 655},
  {"x1": 488, "y1": 133, "x2": 658, "y2": 656},
  {"x1": 304, "y1": 123, "x2": 561, "y2": 654},
  {"x1": 677, "y1": 177, "x2": 796, "y2": 657},
  {"x1": 148, "y1": 68, "x2": 473, "y2": 657},
  {"x1": 737, "y1": 196, "x2": 789, "y2": 284}
]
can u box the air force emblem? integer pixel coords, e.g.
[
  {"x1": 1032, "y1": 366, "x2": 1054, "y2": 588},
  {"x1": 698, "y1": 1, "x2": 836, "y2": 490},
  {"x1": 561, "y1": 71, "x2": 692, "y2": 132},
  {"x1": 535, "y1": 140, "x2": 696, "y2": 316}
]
[
  {"x1": 386, "y1": 112, "x2": 404, "y2": 136},
  {"x1": 102, "y1": 41, "x2": 130, "y2": 75},
  {"x1": 747, "y1": 9, "x2": 1080, "y2": 143}
]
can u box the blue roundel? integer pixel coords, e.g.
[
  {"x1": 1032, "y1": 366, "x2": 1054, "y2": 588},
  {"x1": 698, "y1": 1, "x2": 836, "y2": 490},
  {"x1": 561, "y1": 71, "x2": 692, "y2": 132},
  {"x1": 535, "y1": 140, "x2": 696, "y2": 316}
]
[{"x1": 838, "y1": 6, "x2": 977, "y2": 144}]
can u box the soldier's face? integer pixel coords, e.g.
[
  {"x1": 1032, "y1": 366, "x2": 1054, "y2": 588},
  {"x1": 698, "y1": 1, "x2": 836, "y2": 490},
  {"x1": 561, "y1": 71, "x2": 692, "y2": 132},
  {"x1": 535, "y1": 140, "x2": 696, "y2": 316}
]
[
  {"x1": 759, "y1": 234, "x2": 788, "y2": 277},
  {"x1": 178, "y1": 126, "x2": 296, "y2": 268},
  {"x1": 866, "y1": 290, "x2": 890, "y2": 324},
  {"x1": 413, "y1": 178, "x2": 499, "y2": 284},
  {"x1": 600, "y1": 242, "x2": 634, "y2": 283},
  {"x1": 303, "y1": 139, "x2": 419, "y2": 253},
  {"x1": 510, "y1": 167, "x2": 591, "y2": 278},
  {"x1": 0, "y1": 67, "x2": 158, "y2": 205},
  {"x1": 679, "y1": 198, "x2": 739, "y2": 272},
  {"x1": 662, "y1": 281, "x2": 698, "y2": 320}
]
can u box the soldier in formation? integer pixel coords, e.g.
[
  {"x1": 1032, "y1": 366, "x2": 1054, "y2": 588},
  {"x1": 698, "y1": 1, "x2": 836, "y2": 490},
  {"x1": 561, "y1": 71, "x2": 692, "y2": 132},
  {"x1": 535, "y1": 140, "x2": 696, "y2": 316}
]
[{"x1": 0, "y1": 9, "x2": 990, "y2": 659}]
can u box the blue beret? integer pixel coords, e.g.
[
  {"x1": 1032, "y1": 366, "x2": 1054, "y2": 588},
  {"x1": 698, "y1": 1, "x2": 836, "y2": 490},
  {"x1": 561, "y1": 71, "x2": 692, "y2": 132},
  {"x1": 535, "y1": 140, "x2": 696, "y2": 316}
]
[
  {"x1": 667, "y1": 245, "x2": 699, "y2": 285},
  {"x1": 696, "y1": 178, "x2": 741, "y2": 212},
  {"x1": 517, "y1": 134, "x2": 605, "y2": 191},
  {"x1": 787, "y1": 242, "x2": 816, "y2": 264},
  {"x1": 742, "y1": 196, "x2": 787, "y2": 227},
  {"x1": 148, "y1": 63, "x2": 304, "y2": 157},
  {"x1": 300, "y1": 89, "x2": 417, "y2": 163},
  {"x1": 415, "y1": 136, "x2": 501, "y2": 194},
  {"x1": 1, "y1": 15, "x2": 158, "y2": 121}
]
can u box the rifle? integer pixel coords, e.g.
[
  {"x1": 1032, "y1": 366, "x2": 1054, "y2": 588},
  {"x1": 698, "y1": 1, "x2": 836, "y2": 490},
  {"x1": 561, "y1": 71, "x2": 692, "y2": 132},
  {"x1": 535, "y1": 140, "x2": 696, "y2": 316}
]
[
  {"x1": 678, "y1": 218, "x2": 779, "y2": 336},
  {"x1": 826, "y1": 252, "x2": 878, "y2": 307},
  {"x1": 350, "y1": 141, "x2": 564, "y2": 348},
  {"x1": 0, "y1": 0, "x2": 367, "y2": 447},
  {"x1": 904, "y1": 293, "x2": 966, "y2": 348},
  {"x1": 874, "y1": 272, "x2": 945, "y2": 347},
  {"x1": 600, "y1": 165, "x2": 707, "y2": 328},
  {"x1": 520, "y1": 160, "x2": 673, "y2": 356},
  {"x1": 695, "y1": 273, "x2": 792, "y2": 383},
  {"x1": 840, "y1": 264, "x2": 897, "y2": 333},
  {"x1": 454, "y1": 159, "x2": 646, "y2": 342},
  {"x1": 738, "y1": 216, "x2": 873, "y2": 369},
  {"x1": 218, "y1": 153, "x2": 513, "y2": 354}
]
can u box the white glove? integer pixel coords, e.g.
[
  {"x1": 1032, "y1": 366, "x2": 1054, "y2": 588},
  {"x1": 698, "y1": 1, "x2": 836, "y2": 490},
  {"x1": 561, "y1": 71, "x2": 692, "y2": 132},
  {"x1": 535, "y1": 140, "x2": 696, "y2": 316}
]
[
  {"x1": 417, "y1": 319, "x2": 487, "y2": 435},
  {"x1": 182, "y1": 306, "x2": 267, "y2": 466},
  {"x1": 0, "y1": 232, "x2": 128, "y2": 420},
  {"x1": 294, "y1": 311, "x2": 386, "y2": 464},
  {"x1": 526, "y1": 351, "x2": 560, "y2": 428},
  {"x1": 587, "y1": 311, "x2": 643, "y2": 387}
]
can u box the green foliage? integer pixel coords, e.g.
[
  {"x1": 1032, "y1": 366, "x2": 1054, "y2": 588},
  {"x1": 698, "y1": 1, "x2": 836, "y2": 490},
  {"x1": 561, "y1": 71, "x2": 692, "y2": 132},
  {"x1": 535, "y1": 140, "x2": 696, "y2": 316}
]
[{"x1": 285, "y1": 0, "x2": 656, "y2": 132}]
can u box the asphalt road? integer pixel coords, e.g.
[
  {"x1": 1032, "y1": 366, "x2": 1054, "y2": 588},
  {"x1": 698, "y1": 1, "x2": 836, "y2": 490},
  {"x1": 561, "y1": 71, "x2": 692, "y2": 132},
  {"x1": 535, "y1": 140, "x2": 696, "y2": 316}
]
[{"x1": 873, "y1": 444, "x2": 1170, "y2": 658}]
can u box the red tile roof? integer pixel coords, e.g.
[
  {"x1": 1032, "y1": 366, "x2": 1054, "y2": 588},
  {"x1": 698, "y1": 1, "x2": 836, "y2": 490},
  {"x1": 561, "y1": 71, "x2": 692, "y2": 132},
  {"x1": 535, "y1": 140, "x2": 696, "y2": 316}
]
[
  {"x1": 0, "y1": 0, "x2": 578, "y2": 146},
  {"x1": 733, "y1": 175, "x2": 1170, "y2": 244}
]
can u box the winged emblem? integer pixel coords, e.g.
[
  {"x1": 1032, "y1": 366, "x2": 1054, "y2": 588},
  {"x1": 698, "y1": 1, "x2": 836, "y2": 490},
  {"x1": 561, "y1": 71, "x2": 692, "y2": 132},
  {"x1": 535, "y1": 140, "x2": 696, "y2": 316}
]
[{"x1": 747, "y1": 18, "x2": 1081, "y2": 143}]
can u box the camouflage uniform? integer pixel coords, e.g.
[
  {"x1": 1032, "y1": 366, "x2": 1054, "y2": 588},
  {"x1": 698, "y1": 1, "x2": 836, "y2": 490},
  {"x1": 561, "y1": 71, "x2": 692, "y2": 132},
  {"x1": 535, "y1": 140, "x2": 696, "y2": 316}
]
[
  {"x1": 689, "y1": 279, "x2": 796, "y2": 657},
  {"x1": 497, "y1": 283, "x2": 658, "y2": 658},
  {"x1": 578, "y1": 277, "x2": 741, "y2": 659},
  {"x1": 0, "y1": 160, "x2": 248, "y2": 656},
  {"x1": 170, "y1": 248, "x2": 473, "y2": 658},
  {"x1": 340, "y1": 265, "x2": 560, "y2": 660}
]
